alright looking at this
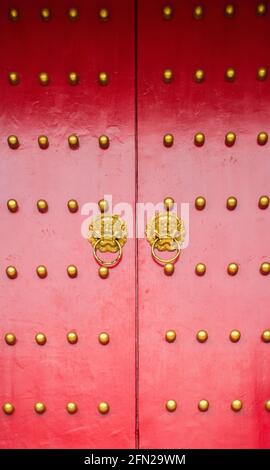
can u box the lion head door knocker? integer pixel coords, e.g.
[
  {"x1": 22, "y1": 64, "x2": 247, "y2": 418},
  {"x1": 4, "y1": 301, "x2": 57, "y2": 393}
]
[
  {"x1": 88, "y1": 199, "x2": 127, "y2": 279},
  {"x1": 146, "y1": 197, "x2": 185, "y2": 276}
]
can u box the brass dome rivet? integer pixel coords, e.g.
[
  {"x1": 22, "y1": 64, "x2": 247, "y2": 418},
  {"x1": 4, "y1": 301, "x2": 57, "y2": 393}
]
[
  {"x1": 5, "y1": 332, "x2": 16, "y2": 345},
  {"x1": 261, "y1": 329, "x2": 270, "y2": 342},
  {"x1": 98, "y1": 72, "x2": 109, "y2": 85},
  {"x1": 193, "y1": 5, "x2": 203, "y2": 19},
  {"x1": 259, "y1": 195, "x2": 269, "y2": 209},
  {"x1": 198, "y1": 399, "x2": 209, "y2": 411},
  {"x1": 41, "y1": 8, "x2": 51, "y2": 21},
  {"x1": 230, "y1": 329, "x2": 241, "y2": 342},
  {"x1": 99, "y1": 135, "x2": 110, "y2": 149},
  {"x1": 163, "y1": 133, "x2": 174, "y2": 147},
  {"x1": 225, "y1": 132, "x2": 236, "y2": 146},
  {"x1": 257, "y1": 132, "x2": 268, "y2": 145},
  {"x1": 99, "y1": 8, "x2": 109, "y2": 21},
  {"x1": 194, "y1": 69, "x2": 205, "y2": 83},
  {"x1": 257, "y1": 3, "x2": 267, "y2": 16},
  {"x1": 7, "y1": 199, "x2": 18, "y2": 213},
  {"x1": 195, "y1": 263, "x2": 206, "y2": 276},
  {"x1": 2, "y1": 403, "x2": 15, "y2": 415},
  {"x1": 163, "y1": 5, "x2": 173, "y2": 20},
  {"x1": 98, "y1": 401, "x2": 110, "y2": 414},
  {"x1": 265, "y1": 400, "x2": 270, "y2": 411},
  {"x1": 69, "y1": 7, "x2": 79, "y2": 20},
  {"x1": 35, "y1": 332, "x2": 47, "y2": 345},
  {"x1": 227, "y1": 263, "x2": 238, "y2": 276},
  {"x1": 225, "y1": 4, "x2": 235, "y2": 17},
  {"x1": 9, "y1": 72, "x2": 19, "y2": 85},
  {"x1": 67, "y1": 331, "x2": 78, "y2": 344},
  {"x1": 38, "y1": 135, "x2": 49, "y2": 149},
  {"x1": 37, "y1": 199, "x2": 48, "y2": 213},
  {"x1": 6, "y1": 266, "x2": 17, "y2": 279},
  {"x1": 98, "y1": 199, "x2": 109, "y2": 213},
  {"x1": 67, "y1": 265, "x2": 77, "y2": 278},
  {"x1": 257, "y1": 67, "x2": 267, "y2": 80},
  {"x1": 68, "y1": 134, "x2": 79, "y2": 149},
  {"x1": 164, "y1": 263, "x2": 174, "y2": 276},
  {"x1": 66, "y1": 402, "x2": 77, "y2": 414},
  {"x1": 9, "y1": 8, "x2": 19, "y2": 21},
  {"x1": 163, "y1": 68, "x2": 173, "y2": 83},
  {"x1": 7, "y1": 135, "x2": 19, "y2": 149},
  {"x1": 99, "y1": 332, "x2": 110, "y2": 345},
  {"x1": 164, "y1": 197, "x2": 174, "y2": 211},
  {"x1": 231, "y1": 399, "x2": 242, "y2": 412},
  {"x1": 99, "y1": 266, "x2": 109, "y2": 279},
  {"x1": 260, "y1": 262, "x2": 270, "y2": 275},
  {"x1": 67, "y1": 199, "x2": 78, "y2": 213},
  {"x1": 166, "y1": 399, "x2": 177, "y2": 412},
  {"x1": 39, "y1": 72, "x2": 49, "y2": 86},
  {"x1": 36, "y1": 265, "x2": 47, "y2": 279},
  {"x1": 34, "y1": 402, "x2": 46, "y2": 414},
  {"x1": 68, "y1": 72, "x2": 79, "y2": 85},
  {"x1": 165, "y1": 329, "x2": 176, "y2": 343},
  {"x1": 194, "y1": 132, "x2": 205, "y2": 146},
  {"x1": 226, "y1": 196, "x2": 237, "y2": 210},
  {"x1": 195, "y1": 196, "x2": 206, "y2": 210},
  {"x1": 196, "y1": 330, "x2": 208, "y2": 343},
  {"x1": 225, "y1": 68, "x2": 236, "y2": 81}
]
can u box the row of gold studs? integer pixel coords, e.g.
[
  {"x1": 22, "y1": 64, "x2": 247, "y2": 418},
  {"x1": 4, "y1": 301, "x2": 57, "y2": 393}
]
[
  {"x1": 7, "y1": 72, "x2": 109, "y2": 86},
  {"x1": 4, "y1": 262, "x2": 270, "y2": 280},
  {"x1": 163, "y1": 4, "x2": 268, "y2": 19},
  {"x1": 2, "y1": 401, "x2": 110, "y2": 415},
  {"x1": 9, "y1": 8, "x2": 109, "y2": 22},
  {"x1": 166, "y1": 399, "x2": 270, "y2": 413},
  {"x1": 164, "y1": 132, "x2": 269, "y2": 146},
  {"x1": 6, "y1": 199, "x2": 78, "y2": 212},
  {"x1": 163, "y1": 68, "x2": 269, "y2": 83}
]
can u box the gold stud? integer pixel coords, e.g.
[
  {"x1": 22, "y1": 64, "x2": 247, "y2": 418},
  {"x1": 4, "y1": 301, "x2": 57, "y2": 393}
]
[
  {"x1": 35, "y1": 332, "x2": 47, "y2": 345},
  {"x1": 196, "y1": 330, "x2": 208, "y2": 343},
  {"x1": 68, "y1": 134, "x2": 79, "y2": 149},
  {"x1": 195, "y1": 196, "x2": 206, "y2": 210},
  {"x1": 225, "y1": 132, "x2": 236, "y2": 146},
  {"x1": 257, "y1": 3, "x2": 267, "y2": 16},
  {"x1": 258, "y1": 195, "x2": 269, "y2": 209},
  {"x1": 67, "y1": 199, "x2": 78, "y2": 213},
  {"x1": 38, "y1": 135, "x2": 49, "y2": 149},
  {"x1": 98, "y1": 199, "x2": 109, "y2": 213},
  {"x1": 163, "y1": 197, "x2": 174, "y2": 211},
  {"x1": 260, "y1": 262, "x2": 270, "y2": 275},
  {"x1": 163, "y1": 133, "x2": 174, "y2": 147},
  {"x1": 9, "y1": 72, "x2": 19, "y2": 85},
  {"x1": 194, "y1": 69, "x2": 205, "y2": 83},
  {"x1": 6, "y1": 266, "x2": 17, "y2": 279},
  {"x1": 9, "y1": 8, "x2": 19, "y2": 21},
  {"x1": 257, "y1": 132, "x2": 268, "y2": 145},
  {"x1": 99, "y1": 8, "x2": 109, "y2": 21},
  {"x1": 66, "y1": 402, "x2": 77, "y2": 414},
  {"x1": 163, "y1": 68, "x2": 173, "y2": 83},
  {"x1": 265, "y1": 400, "x2": 270, "y2": 411},
  {"x1": 7, "y1": 199, "x2": 18, "y2": 213},
  {"x1": 164, "y1": 263, "x2": 174, "y2": 276},
  {"x1": 67, "y1": 331, "x2": 78, "y2": 344},
  {"x1": 98, "y1": 401, "x2": 110, "y2": 414},
  {"x1": 67, "y1": 265, "x2": 77, "y2": 278},
  {"x1": 230, "y1": 329, "x2": 241, "y2": 342},
  {"x1": 37, "y1": 199, "x2": 48, "y2": 213},
  {"x1": 7, "y1": 135, "x2": 19, "y2": 149},
  {"x1": 98, "y1": 72, "x2": 109, "y2": 85},
  {"x1": 99, "y1": 332, "x2": 110, "y2": 345},
  {"x1": 225, "y1": 4, "x2": 235, "y2": 17},
  {"x1": 231, "y1": 399, "x2": 242, "y2": 412},
  {"x1": 225, "y1": 68, "x2": 236, "y2": 81},
  {"x1": 261, "y1": 329, "x2": 270, "y2": 342},
  {"x1": 163, "y1": 5, "x2": 173, "y2": 20},
  {"x1": 41, "y1": 8, "x2": 51, "y2": 21},
  {"x1": 68, "y1": 72, "x2": 79, "y2": 85},
  {"x1": 193, "y1": 5, "x2": 203, "y2": 19},
  {"x1": 198, "y1": 399, "x2": 209, "y2": 411},
  {"x1": 5, "y1": 333, "x2": 16, "y2": 346},
  {"x1": 69, "y1": 7, "x2": 79, "y2": 20},
  {"x1": 227, "y1": 263, "x2": 238, "y2": 276},
  {"x1": 194, "y1": 132, "x2": 205, "y2": 147},
  {"x1": 226, "y1": 196, "x2": 237, "y2": 210},
  {"x1": 195, "y1": 263, "x2": 206, "y2": 276},
  {"x1": 166, "y1": 399, "x2": 177, "y2": 412},
  {"x1": 165, "y1": 330, "x2": 176, "y2": 343},
  {"x1": 257, "y1": 67, "x2": 267, "y2": 80},
  {"x1": 99, "y1": 266, "x2": 109, "y2": 279},
  {"x1": 99, "y1": 135, "x2": 110, "y2": 149},
  {"x1": 36, "y1": 265, "x2": 47, "y2": 279},
  {"x1": 3, "y1": 403, "x2": 15, "y2": 415},
  {"x1": 39, "y1": 72, "x2": 49, "y2": 86},
  {"x1": 34, "y1": 402, "x2": 46, "y2": 414}
]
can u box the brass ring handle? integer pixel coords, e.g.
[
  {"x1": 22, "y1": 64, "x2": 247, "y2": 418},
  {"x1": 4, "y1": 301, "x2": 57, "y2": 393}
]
[
  {"x1": 93, "y1": 239, "x2": 122, "y2": 268},
  {"x1": 151, "y1": 237, "x2": 181, "y2": 265}
]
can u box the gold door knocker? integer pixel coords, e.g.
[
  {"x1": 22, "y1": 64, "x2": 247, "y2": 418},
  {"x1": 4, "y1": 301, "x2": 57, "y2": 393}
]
[
  {"x1": 145, "y1": 197, "x2": 185, "y2": 275},
  {"x1": 88, "y1": 199, "x2": 127, "y2": 278}
]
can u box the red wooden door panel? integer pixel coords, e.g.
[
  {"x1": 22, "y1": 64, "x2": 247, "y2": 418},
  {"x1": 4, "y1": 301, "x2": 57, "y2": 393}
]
[
  {"x1": 0, "y1": 0, "x2": 135, "y2": 448},
  {"x1": 138, "y1": 0, "x2": 270, "y2": 448}
]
